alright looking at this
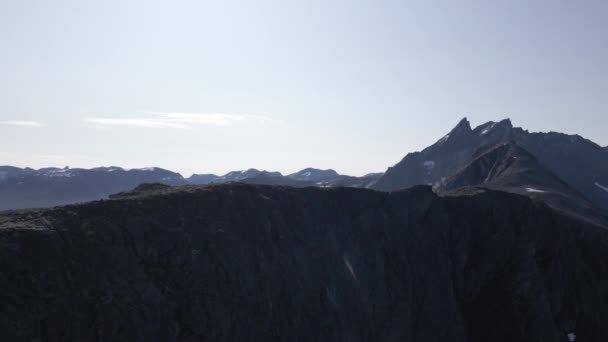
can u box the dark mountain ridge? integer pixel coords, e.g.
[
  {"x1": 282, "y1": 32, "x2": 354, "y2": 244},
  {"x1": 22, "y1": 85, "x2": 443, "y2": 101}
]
[
  {"x1": 438, "y1": 142, "x2": 608, "y2": 227},
  {"x1": 1, "y1": 183, "x2": 607, "y2": 341},
  {"x1": 373, "y1": 118, "x2": 608, "y2": 210}
]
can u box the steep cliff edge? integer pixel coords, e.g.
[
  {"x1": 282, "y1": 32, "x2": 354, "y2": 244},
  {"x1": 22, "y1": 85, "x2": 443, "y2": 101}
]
[{"x1": 0, "y1": 183, "x2": 607, "y2": 341}]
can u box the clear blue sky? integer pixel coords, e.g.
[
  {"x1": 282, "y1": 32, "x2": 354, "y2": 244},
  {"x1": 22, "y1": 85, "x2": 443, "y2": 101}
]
[{"x1": 1, "y1": 0, "x2": 606, "y2": 176}]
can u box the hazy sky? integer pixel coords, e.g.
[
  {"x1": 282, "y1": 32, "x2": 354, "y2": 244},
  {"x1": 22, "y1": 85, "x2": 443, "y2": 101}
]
[{"x1": 1, "y1": 0, "x2": 607, "y2": 176}]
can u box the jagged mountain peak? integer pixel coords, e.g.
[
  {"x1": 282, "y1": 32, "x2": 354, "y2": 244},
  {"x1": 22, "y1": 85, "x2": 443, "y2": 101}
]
[
  {"x1": 374, "y1": 117, "x2": 608, "y2": 210},
  {"x1": 453, "y1": 117, "x2": 472, "y2": 131},
  {"x1": 436, "y1": 117, "x2": 472, "y2": 144},
  {"x1": 472, "y1": 118, "x2": 513, "y2": 136}
]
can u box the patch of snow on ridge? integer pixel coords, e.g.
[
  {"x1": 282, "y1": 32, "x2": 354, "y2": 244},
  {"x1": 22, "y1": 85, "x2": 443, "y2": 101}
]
[
  {"x1": 525, "y1": 188, "x2": 546, "y2": 193},
  {"x1": 343, "y1": 254, "x2": 357, "y2": 281},
  {"x1": 595, "y1": 182, "x2": 608, "y2": 193},
  {"x1": 423, "y1": 161, "x2": 435, "y2": 169},
  {"x1": 568, "y1": 332, "x2": 576, "y2": 341},
  {"x1": 480, "y1": 122, "x2": 497, "y2": 135},
  {"x1": 438, "y1": 134, "x2": 450, "y2": 144},
  {"x1": 46, "y1": 169, "x2": 75, "y2": 178}
]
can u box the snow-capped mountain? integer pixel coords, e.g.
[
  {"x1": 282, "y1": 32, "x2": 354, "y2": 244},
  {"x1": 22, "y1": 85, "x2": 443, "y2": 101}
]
[
  {"x1": 187, "y1": 168, "x2": 382, "y2": 189},
  {"x1": 286, "y1": 168, "x2": 340, "y2": 182},
  {"x1": 187, "y1": 169, "x2": 283, "y2": 185}
]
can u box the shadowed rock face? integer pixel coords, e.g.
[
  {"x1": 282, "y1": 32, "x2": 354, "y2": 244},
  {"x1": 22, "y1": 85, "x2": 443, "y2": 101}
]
[
  {"x1": 373, "y1": 118, "x2": 608, "y2": 210},
  {"x1": 438, "y1": 142, "x2": 608, "y2": 227},
  {"x1": 1, "y1": 183, "x2": 607, "y2": 341}
]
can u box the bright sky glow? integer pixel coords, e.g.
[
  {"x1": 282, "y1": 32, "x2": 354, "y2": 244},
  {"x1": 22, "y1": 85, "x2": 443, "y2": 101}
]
[{"x1": 1, "y1": 0, "x2": 606, "y2": 176}]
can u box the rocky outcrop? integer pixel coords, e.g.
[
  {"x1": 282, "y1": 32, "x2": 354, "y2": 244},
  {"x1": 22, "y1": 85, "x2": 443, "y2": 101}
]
[{"x1": 0, "y1": 183, "x2": 607, "y2": 341}]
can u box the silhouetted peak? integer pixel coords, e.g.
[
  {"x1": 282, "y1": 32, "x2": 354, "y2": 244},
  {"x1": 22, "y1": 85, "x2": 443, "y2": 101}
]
[
  {"x1": 472, "y1": 118, "x2": 513, "y2": 136},
  {"x1": 451, "y1": 117, "x2": 472, "y2": 132},
  {"x1": 494, "y1": 118, "x2": 513, "y2": 129}
]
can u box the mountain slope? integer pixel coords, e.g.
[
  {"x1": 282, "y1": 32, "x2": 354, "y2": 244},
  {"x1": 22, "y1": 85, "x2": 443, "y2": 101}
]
[
  {"x1": 373, "y1": 118, "x2": 608, "y2": 209},
  {"x1": 438, "y1": 142, "x2": 608, "y2": 227},
  {"x1": 1, "y1": 183, "x2": 607, "y2": 341}
]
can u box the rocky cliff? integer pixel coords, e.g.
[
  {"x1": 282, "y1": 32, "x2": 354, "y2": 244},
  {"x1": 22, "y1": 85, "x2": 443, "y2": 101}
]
[{"x1": 0, "y1": 183, "x2": 607, "y2": 341}]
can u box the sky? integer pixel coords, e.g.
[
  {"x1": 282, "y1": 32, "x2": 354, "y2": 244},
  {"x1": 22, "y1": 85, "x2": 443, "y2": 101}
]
[{"x1": 1, "y1": 0, "x2": 607, "y2": 177}]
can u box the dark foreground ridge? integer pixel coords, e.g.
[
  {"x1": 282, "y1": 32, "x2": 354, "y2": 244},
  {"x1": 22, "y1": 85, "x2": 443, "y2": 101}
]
[{"x1": 1, "y1": 183, "x2": 607, "y2": 341}]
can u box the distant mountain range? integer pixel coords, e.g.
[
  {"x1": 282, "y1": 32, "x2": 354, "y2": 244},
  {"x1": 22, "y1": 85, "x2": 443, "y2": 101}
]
[
  {"x1": 0, "y1": 165, "x2": 382, "y2": 210},
  {"x1": 187, "y1": 167, "x2": 381, "y2": 188},
  {"x1": 1, "y1": 117, "x2": 607, "y2": 212},
  {"x1": 0, "y1": 166, "x2": 185, "y2": 210}
]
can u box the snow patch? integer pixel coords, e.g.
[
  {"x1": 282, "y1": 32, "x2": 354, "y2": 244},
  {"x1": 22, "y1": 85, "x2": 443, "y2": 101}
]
[
  {"x1": 138, "y1": 167, "x2": 156, "y2": 172},
  {"x1": 480, "y1": 122, "x2": 497, "y2": 135},
  {"x1": 423, "y1": 161, "x2": 435, "y2": 169},
  {"x1": 525, "y1": 187, "x2": 546, "y2": 193},
  {"x1": 568, "y1": 332, "x2": 576, "y2": 341},
  {"x1": 595, "y1": 182, "x2": 608, "y2": 193},
  {"x1": 46, "y1": 169, "x2": 75, "y2": 178},
  {"x1": 343, "y1": 254, "x2": 357, "y2": 281},
  {"x1": 438, "y1": 134, "x2": 450, "y2": 144}
]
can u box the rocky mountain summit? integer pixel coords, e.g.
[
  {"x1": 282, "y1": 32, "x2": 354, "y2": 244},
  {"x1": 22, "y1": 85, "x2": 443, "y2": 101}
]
[{"x1": 373, "y1": 118, "x2": 608, "y2": 210}]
